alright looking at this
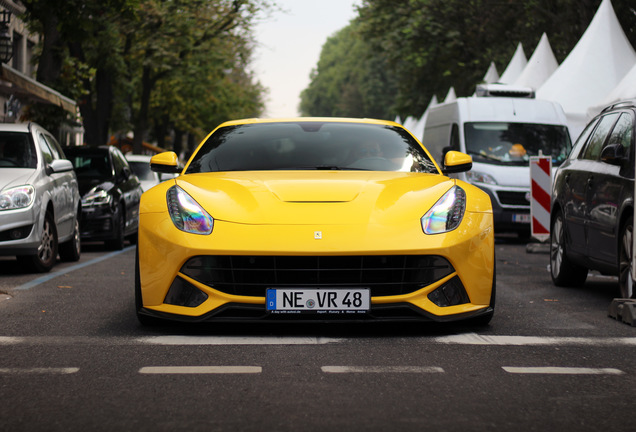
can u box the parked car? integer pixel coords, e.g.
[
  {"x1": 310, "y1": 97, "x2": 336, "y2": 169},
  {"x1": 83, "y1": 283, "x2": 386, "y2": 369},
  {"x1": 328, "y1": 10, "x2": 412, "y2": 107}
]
[
  {"x1": 64, "y1": 145, "x2": 143, "y2": 250},
  {"x1": 550, "y1": 100, "x2": 635, "y2": 297},
  {"x1": 0, "y1": 123, "x2": 81, "y2": 272},
  {"x1": 125, "y1": 154, "x2": 176, "y2": 192},
  {"x1": 135, "y1": 117, "x2": 495, "y2": 326}
]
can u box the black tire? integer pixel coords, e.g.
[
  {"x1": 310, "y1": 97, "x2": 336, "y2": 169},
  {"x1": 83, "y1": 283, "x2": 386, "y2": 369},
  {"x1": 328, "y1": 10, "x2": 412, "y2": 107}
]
[
  {"x1": 550, "y1": 211, "x2": 588, "y2": 287},
  {"x1": 619, "y1": 221, "x2": 634, "y2": 299},
  {"x1": 105, "y1": 204, "x2": 125, "y2": 250},
  {"x1": 19, "y1": 211, "x2": 58, "y2": 272},
  {"x1": 135, "y1": 246, "x2": 162, "y2": 326},
  {"x1": 59, "y1": 216, "x2": 81, "y2": 262}
]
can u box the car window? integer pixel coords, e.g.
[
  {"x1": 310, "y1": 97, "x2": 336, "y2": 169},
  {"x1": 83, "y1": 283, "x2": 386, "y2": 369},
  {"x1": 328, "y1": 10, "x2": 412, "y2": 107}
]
[
  {"x1": 43, "y1": 133, "x2": 65, "y2": 160},
  {"x1": 112, "y1": 149, "x2": 126, "y2": 178},
  {"x1": 0, "y1": 132, "x2": 37, "y2": 168},
  {"x1": 569, "y1": 117, "x2": 598, "y2": 159},
  {"x1": 186, "y1": 122, "x2": 438, "y2": 174},
  {"x1": 606, "y1": 112, "x2": 633, "y2": 153},
  {"x1": 66, "y1": 151, "x2": 112, "y2": 180},
  {"x1": 581, "y1": 113, "x2": 619, "y2": 161},
  {"x1": 37, "y1": 133, "x2": 54, "y2": 164}
]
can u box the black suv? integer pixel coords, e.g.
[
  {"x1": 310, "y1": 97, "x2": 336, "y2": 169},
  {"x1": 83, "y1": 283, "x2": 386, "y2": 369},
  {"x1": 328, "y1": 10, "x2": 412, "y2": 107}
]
[{"x1": 550, "y1": 100, "x2": 634, "y2": 297}]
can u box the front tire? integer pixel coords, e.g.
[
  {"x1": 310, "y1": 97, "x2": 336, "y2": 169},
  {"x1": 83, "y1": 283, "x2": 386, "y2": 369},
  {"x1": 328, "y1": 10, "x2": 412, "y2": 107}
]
[
  {"x1": 59, "y1": 216, "x2": 81, "y2": 262},
  {"x1": 619, "y1": 221, "x2": 634, "y2": 298},
  {"x1": 550, "y1": 211, "x2": 587, "y2": 287},
  {"x1": 19, "y1": 211, "x2": 58, "y2": 272}
]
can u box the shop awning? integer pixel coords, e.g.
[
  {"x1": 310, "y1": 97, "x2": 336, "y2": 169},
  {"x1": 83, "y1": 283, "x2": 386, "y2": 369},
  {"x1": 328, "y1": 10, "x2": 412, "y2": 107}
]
[{"x1": 0, "y1": 63, "x2": 77, "y2": 113}]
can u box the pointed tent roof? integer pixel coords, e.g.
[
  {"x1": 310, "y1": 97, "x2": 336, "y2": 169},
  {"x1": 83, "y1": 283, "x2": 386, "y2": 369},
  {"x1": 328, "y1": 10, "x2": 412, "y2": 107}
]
[
  {"x1": 444, "y1": 87, "x2": 457, "y2": 103},
  {"x1": 536, "y1": 0, "x2": 636, "y2": 138},
  {"x1": 499, "y1": 43, "x2": 527, "y2": 84},
  {"x1": 482, "y1": 62, "x2": 499, "y2": 84},
  {"x1": 514, "y1": 33, "x2": 558, "y2": 90},
  {"x1": 587, "y1": 62, "x2": 636, "y2": 117}
]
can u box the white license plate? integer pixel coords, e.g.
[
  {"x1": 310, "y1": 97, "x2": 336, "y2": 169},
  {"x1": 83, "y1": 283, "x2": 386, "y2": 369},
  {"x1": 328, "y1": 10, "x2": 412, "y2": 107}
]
[
  {"x1": 266, "y1": 288, "x2": 370, "y2": 313},
  {"x1": 513, "y1": 213, "x2": 531, "y2": 223}
]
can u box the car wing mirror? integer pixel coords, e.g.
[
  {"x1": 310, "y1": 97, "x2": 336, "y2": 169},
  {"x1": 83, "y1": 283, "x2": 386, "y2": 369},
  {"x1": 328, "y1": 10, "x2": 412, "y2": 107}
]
[
  {"x1": 48, "y1": 159, "x2": 74, "y2": 175},
  {"x1": 150, "y1": 151, "x2": 182, "y2": 174},
  {"x1": 600, "y1": 143, "x2": 626, "y2": 166},
  {"x1": 442, "y1": 151, "x2": 473, "y2": 174}
]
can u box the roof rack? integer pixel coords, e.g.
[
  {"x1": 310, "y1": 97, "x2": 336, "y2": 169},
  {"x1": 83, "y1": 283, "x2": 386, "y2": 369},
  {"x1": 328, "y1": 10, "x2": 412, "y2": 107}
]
[
  {"x1": 475, "y1": 83, "x2": 535, "y2": 98},
  {"x1": 600, "y1": 99, "x2": 636, "y2": 113}
]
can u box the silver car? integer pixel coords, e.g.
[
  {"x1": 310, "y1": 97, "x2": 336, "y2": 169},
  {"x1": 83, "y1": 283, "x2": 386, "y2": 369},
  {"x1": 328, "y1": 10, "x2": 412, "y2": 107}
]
[{"x1": 0, "y1": 123, "x2": 81, "y2": 272}]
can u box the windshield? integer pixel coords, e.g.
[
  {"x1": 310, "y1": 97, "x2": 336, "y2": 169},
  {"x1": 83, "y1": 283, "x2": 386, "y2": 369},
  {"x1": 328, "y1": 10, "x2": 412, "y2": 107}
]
[
  {"x1": 0, "y1": 132, "x2": 37, "y2": 169},
  {"x1": 464, "y1": 122, "x2": 571, "y2": 166},
  {"x1": 66, "y1": 152, "x2": 113, "y2": 180},
  {"x1": 128, "y1": 161, "x2": 155, "y2": 181},
  {"x1": 186, "y1": 122, "x2": 438, "y2": 174}
]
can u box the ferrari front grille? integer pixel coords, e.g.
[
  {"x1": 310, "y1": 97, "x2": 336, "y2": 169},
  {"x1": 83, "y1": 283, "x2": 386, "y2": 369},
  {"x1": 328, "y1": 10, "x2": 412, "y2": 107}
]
[{"x1": 179, "y1": 255, "x2": 455, "y2": 297}]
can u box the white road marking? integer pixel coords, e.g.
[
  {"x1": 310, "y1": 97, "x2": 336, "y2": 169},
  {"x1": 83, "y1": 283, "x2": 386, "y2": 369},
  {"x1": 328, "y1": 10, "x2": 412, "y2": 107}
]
[
  {"x1": 139, "y1": 366, "x2": 262, "y2": 374},
  {"x1": 435, "y1": 333, "x2": 636, "y2": 346},
  {"x1": 0, "y1": 367, "x2": 79, "y2": 374},
  {"x1": 502, "y1": 366, "x2": 625, "y2": 375},
  {"x1": 322, "y1": 366, "x2": 444, "y2": 374},
  {"x1": 0, "y1": 337, "x2": 23, "y2": 344},
  {"x1": 138, "y1": 336, "x2": 343, "y2": 345}
]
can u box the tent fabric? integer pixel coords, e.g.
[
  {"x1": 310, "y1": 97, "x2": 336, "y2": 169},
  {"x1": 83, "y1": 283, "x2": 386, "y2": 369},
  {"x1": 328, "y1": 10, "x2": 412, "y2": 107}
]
[
  {"x1": 587, "y1": 62, "x2": 636, "y2": 118},
  {"x1": 482, "y1": 62, "x2": 499, "y2": 84},
  {"x1": 443, "y1": 87, "x2": 457, "y2": 103},
  {"x1": 499, "y1": 43, "x2": 527, "y2": 84},
  {"x1": 536, "y1": 0, "x2": 636, "y2": 139},
  {"x1": 514, "y1": 33, "x2": 559, "y2": 91}
]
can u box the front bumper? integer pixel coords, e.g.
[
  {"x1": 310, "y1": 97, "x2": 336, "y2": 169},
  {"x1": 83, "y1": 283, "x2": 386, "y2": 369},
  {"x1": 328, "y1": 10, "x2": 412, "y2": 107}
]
[
  {"x1": 0, "y1": 205, "x2": 40, "y2": 256},
  {"x1": 137, "y1": 211, "x2": 495, "y2": 323},
  {"x1": 80, "y1": 205, "x2": 116, "y2": 241}
]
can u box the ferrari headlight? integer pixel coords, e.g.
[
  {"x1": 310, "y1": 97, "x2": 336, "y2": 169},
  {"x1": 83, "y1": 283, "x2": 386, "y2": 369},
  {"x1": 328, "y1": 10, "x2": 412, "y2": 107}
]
[
  {"x1": 0, "y1": 185, "x2": 35, "y2": 210},
  {"x1": 167, "y1": 185, "x2": 213, "y2": 235},
  {"x1": 82, "y1": 188, "x2": 112, "y2": 207},
  {"x1": 421, "y1": 186, "x2": 466, "y2": 234}
]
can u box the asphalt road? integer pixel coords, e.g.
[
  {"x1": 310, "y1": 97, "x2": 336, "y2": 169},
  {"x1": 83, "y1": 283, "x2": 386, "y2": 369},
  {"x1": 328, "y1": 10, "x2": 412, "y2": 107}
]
[{"x1": 1, "y1": 238, "x2": 635, "y2": 432}]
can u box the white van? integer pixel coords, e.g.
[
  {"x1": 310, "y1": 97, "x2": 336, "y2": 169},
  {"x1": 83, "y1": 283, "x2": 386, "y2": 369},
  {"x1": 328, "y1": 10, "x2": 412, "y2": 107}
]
[{"x1": 423, "y1": 84, "x2": 572, "y2": 236}]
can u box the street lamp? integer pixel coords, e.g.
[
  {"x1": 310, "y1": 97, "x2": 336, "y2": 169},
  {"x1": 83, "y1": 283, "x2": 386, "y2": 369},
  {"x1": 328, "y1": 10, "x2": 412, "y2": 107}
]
[{"x1": 0, "y1": 10, "x2": 13, "y2": 63}]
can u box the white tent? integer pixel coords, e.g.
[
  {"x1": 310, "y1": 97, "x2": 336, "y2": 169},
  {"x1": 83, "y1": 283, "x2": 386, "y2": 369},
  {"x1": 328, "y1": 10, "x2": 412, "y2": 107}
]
[
  {"x1": 536, "y1": 0, "x2": 636, "y2": 139},
  {"x1": 499, "y1": 43, "x2": 527, "y2": 84},
  {"x1": 587, "y1": 62, "x2": 636, "y2": 118},
  {"x1": 443, "y1": 87, "x2": 457, "y2": 103},
  {"x1": 514, "y1": 33, "x2": 559, "y2": 91},
  {"x1": 482, "y1": 62, "x2": 499, "y2": 84},
  {"x1": 412, "y1": 95, "x2": 439, "y2": 141}
]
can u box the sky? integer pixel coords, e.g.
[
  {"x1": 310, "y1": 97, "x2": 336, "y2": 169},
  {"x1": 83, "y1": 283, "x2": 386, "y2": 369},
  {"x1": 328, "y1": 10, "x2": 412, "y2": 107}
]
[{"x1": 251, "y1": 0, "x2": 360, "y2": 118}]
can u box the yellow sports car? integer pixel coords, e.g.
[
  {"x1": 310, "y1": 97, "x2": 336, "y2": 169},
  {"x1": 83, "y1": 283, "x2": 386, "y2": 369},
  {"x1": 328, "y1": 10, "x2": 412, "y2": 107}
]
[{"x1": 135, "y1": 118, "x2": 495, "y2": 325}]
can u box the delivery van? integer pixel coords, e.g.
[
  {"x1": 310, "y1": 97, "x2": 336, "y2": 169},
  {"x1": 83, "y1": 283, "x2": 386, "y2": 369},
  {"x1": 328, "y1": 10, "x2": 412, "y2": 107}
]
[{"x1": 423, "y1": 84, "x2": 572, "y2": 236}]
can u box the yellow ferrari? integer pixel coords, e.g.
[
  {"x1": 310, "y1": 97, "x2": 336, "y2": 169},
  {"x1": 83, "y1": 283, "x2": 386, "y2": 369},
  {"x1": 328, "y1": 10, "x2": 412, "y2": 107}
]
[{"x1": 135, "y1": 118, "x2": 495, "y2": 325}]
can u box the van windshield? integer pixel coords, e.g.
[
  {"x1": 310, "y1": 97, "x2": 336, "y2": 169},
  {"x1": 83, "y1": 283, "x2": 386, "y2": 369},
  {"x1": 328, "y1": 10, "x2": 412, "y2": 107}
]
[{"x1": 464, "y1": 122, "x2": 571, "y2": 166}]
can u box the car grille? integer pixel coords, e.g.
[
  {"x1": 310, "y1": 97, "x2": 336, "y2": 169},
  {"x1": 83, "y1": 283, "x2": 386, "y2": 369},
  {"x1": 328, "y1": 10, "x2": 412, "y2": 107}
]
[
  {"x1": 180, "y1": 255, "x2": 455, "y2": 297},
  {"x1": 496, "y1": 191, "x2": 529, "y2": 206}
]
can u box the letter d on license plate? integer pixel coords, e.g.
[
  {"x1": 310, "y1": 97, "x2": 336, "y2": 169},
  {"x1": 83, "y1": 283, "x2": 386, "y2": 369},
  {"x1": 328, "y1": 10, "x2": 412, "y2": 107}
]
[{"x1": 266, "y1": 288, "x2": 370, "y2": 313}]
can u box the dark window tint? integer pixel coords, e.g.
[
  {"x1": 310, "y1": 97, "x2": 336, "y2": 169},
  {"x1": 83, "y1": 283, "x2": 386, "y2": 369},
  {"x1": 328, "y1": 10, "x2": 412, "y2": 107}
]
[
  {"x1": 186, "y1": 122, "x2": 438, "y2": 174},
  {"x1": 66, "y1": 150, "x2": 113, "y2": 180},
  {"x1": 581, "y1": 113, "x2": 619, "y2": 160},
  {"x1": 0, "y1": 132, "x2": 37, "y2": 168},
  {"x1": 606, "y1": 113, "x2": 633, "y2": 153}
]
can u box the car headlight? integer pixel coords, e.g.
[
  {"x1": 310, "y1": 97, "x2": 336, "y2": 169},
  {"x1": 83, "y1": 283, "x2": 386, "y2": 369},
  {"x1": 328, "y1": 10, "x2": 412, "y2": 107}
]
[
  {"x1": 0, "y1": 185, "x2": 35, "y2": 211},
  {"x1": 421, "y1": 186, "x2": 466, "y2": 234},
  {"x1": 82, "y1": 188, "x2": 112, "y2": 207},
  {"x1": 167, "y1": 185, "x2": 213, "y2": 235},
  {"x1": 465, "y1": 171, "x2": 498, "y2": 185}
]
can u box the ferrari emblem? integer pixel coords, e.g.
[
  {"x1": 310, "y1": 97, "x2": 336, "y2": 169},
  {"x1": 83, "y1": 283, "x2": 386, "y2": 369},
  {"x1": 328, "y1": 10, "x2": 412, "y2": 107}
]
[{"x1": 314, "y1": 231, "x2": 322, "y2": 240}]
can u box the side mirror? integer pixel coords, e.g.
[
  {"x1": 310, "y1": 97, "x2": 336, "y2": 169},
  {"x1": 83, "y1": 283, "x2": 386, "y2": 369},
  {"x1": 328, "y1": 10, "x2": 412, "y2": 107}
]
[
  {"x1": 442, "y1": 151, "x2": 473, "y2": 174},
  {"x1": 48, "y1": 159, "x2": 74, "y2": 174},
  {"x1": 600, "y1": 143, "x2": 626, "y2": 166},
  {"x1": 150, "y1": 152, "x2": 182, "y2": 174}
]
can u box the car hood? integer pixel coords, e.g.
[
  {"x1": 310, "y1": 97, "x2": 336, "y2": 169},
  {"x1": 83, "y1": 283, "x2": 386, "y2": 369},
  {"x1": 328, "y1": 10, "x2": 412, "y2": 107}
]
[
  {"x1": 172, "y1": 171, "x2": 461, "y2": 225},
  {"x1": 78, "y1": 179, "x2": 115, "y2": 196},
  {"x1": 0, "y1": 169, "x2": 37, "y2": 191}
]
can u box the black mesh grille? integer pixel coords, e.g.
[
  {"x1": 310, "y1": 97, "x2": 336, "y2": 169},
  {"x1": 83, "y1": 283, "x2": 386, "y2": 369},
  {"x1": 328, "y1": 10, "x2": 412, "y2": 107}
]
[
  {"x1": 496, "y1": 191, "x2": 529, "y2": 206},
  {"x1": 180, "y1": 255, "x2": 454, "y2": 297}
]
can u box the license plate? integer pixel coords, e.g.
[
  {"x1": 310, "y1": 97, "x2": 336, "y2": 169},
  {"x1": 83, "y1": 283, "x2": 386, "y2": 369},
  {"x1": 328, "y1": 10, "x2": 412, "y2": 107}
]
[
  {"x1": 266, "y1": 288, "x2": 370, "y2": 314},
  {"x1": 513, "y1": 213, "x2": 531, "y2": 223}
]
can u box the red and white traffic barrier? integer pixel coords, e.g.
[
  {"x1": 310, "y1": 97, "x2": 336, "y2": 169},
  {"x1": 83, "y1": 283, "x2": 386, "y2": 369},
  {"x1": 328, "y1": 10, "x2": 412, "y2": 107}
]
[{"x1": 530, "y1": 156, "x2": 552, "y2": 241}]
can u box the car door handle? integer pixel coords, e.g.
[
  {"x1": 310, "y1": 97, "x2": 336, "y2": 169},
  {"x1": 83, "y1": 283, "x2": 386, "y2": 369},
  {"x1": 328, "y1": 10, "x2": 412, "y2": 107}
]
[{"x1": 587, "y1": 177, "x2": 593, "y2": 188}]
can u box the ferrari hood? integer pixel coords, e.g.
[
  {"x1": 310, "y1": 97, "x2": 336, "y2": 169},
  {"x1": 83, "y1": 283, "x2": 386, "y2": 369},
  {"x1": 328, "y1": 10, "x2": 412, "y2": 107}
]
[{"x1": 174, "y1": 171, "x2": 458, "y2": 225}]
